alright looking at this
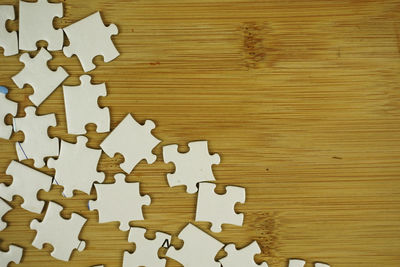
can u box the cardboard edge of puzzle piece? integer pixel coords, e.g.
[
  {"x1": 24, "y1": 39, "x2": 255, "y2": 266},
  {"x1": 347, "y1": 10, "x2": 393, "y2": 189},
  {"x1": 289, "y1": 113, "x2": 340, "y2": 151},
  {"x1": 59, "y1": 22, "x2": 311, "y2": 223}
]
[
  {"x1": 220, "y1": 241, "x2": 268, "y2": 267},
  {"x1": 0, "y1": 5, "x2": 18, "y2": 56},
  {"x1": 0, "y1": 86, "x2": 18, "y2": 140},
  {"x1": 0, "y1": 197, "x2": 12, "y2": 231},
  {"x1": 0, "y1": 244, "x2": 23, "y2": 265}
]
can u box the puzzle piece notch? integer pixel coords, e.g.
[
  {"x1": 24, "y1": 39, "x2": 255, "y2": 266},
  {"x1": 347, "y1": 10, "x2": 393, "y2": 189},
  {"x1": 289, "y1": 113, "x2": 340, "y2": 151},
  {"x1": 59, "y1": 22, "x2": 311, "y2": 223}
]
[
  {"x1": 19, "y1": 0, "x2": 63, "y2": 51},
  {"x1": 47, "y1": 136, "x2": 105, "y2": 197},
  {"x1": 0, "y1": 244, "x2": 23, "y2": 267},
  {"x1": 166, "y1": 223, "x2": 224, "y2": 267},
  {"x1": 63, "y1": 75, "x2": 110, "y2": 134},
  {"x1": 123, "y1": 227, "x2": 171, "y2": 267},
  {"x1": 63, "y1": 11, "x2": 119, "y2": 72},
  {"x1": 89, "y1": 173, "x2": 151, "y2": 231},
  {"x1": 0, "y1": 87, "x2": 17, "y2": 140},
  {"x1": 196, "y1": 182, "x2": 245, "y2": 232},
  {"x1": 0, "y1": 5, "x2": 18, "y2": 56},
  {"x1": 288, "y1": 259, "x2": 330, "y2": 267},
  {"x1": 100, "y1": 114, "x2": 160, "y2": 174},
  {"x1": 220, "y1": 241, "x2": 268, "y2": 267},
  {"x1": 0, "y1": 198, "x2": 12, "y2": 231},
  {"x1": 13, "y1": 106, "x2": 59, "y2": 168},
  {"x1": 0, "y1": 160, "x2": 52, "y2": 214},
  {"x1": 163, "y1": 141, "x2": 220, "y2": 194},
  {"x1": 12, "y1": 47, "x2": 69, "y2": 106},
  {"x1": 30, "y1": 201, "x2": 86, "y2": 261}
]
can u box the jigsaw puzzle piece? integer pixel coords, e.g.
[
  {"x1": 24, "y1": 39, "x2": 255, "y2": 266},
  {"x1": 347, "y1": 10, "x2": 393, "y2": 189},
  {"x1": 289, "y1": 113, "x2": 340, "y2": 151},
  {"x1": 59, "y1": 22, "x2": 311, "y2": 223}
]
[
  {"x1": 0, "y1": 5, "x2": 18, "y2": 56},
  {"x1": 19, "y1": 0, "x2": 63, "y2": 51},
  {"x1": 0, "y1": 244, "x2": 23, "y2": 267},
  {"x1": 0, "y1": 86, "x2": 17, "y2": 140},
  {"x1": 123, "y1": 227, "x2": 171, "y2": 267},
  {"x1": 13, "y1": 106, "x2": 59, "y2": 168},
  {"x1": 12, "y1": 47, "x2": 68, "y2": 106},
  {"x1": 220, "y1": 241, "x2": 268, "y2": 267},
  {"x1": 89, "y1": 173, "x2": 151, "y2": 231},
  {"x1": 0, "y1": 198, "x2": 12, "y2": 231},
  {"x1": 288, "y1": 259, "x2": 306, "y2": 267},
  {"x1": 163, "y1": 141, "x2": 220, "y2": 194},
  {"x1": 195, "y1": 182, "x2": 245, "y2": 232},
  {"x1": 30, "y1": 201, "x2": 86, "y2": 261},
  {"x1": 166, "y1": 223, "x2": 224, "y2": 267},
  {"x1": 63, "y1": 11, "x2": 119, "y2": 72},
  {"x1": 0, "y1": 160, "x2": 52, "y2": 214},
  {"x1": 47, "y1": 136, "x2": 105, "y2": 197},
  {"x1": 315, "y1": 264, "x2": 330, "y2": 267},
  {"x1": 100, "y1": 114, "x2": 160, "y2": 174},
  {"x1": 63, "y1": 75, "x2": 110, "y2": 134}
]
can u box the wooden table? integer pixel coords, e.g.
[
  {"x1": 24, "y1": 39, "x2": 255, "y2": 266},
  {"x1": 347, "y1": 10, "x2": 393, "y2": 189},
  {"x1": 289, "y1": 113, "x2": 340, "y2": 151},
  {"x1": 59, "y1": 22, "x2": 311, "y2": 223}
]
[{"x1": 0, "y1": 0, "x2": 399, "y2": 266}]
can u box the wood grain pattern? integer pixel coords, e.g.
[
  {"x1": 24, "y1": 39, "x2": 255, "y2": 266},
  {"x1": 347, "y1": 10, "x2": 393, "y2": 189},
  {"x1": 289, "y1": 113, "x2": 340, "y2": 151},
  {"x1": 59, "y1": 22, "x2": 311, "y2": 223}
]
[{"x1": 0, "y1": 0, "x2": 400, "y2": 266}]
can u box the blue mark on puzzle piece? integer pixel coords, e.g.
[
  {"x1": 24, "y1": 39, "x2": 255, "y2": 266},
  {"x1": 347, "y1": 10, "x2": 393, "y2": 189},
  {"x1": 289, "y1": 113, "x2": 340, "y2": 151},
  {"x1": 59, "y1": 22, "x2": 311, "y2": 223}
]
[{"x1": 0, "y1": 86, "x2": 9, "y2": 94}]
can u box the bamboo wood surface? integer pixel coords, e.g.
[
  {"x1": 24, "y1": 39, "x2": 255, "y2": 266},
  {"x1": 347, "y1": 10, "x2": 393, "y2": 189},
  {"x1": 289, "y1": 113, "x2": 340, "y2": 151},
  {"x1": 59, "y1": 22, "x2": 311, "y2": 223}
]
[{"x1": 0, "y1": 0, "x2": 399, "y2": 266}]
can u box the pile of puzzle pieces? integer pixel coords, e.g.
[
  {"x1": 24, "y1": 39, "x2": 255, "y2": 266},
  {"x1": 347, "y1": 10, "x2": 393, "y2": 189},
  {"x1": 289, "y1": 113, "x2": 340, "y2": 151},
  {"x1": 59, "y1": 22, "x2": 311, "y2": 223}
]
[{"x1": 0, "y1": 1, "x2": 331, "y2": 267}]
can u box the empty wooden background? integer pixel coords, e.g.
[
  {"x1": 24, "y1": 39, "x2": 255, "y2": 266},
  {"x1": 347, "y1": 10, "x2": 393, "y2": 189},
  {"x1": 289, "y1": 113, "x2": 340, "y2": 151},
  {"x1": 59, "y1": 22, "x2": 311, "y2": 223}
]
[{"x1": 0, "y1": 0, "x2": 399, "y2": 266}]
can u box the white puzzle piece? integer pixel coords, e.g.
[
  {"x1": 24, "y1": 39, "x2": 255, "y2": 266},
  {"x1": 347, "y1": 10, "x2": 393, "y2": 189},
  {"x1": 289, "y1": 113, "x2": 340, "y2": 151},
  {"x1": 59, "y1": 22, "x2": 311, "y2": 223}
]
[
  {"x1": 30, "y1": 201, "x2": 86, "y2": 261},
  {"x1": 0, "y1": 5, "x2": 18, "y2": 56},
  {"x1": 0, "y1": 87, "x2": 17, "y2": 140},
  {"x1": 0, "y1": 198, "x2": 11, "y2": 231},
  {"x1": 100, "y1": 114, "x2": 160, "y2": 174},
  {"x1": 47, "y1": 136, "x2": 105, "y2": 197},
  {"x1": 195, "y1": 182, "x2": 245, "y2": 232},
  {"x1": 63, "y1": 75, "x2": 110, "y2": 134},
  {"x1": 0, "y1": 160, "x2": 52, "y2": 214},
  {"x1": 0, "y1": 244, "x2": 23, "y2": 267},
  {"x1": 89, "y1": 173, "x2": 151, "y2": 231},
  {"x1": 315, "y1": 264, "x2": 330, "y2": 267},
  {"x1": 123, "y1": 227, "x2": 171, "y2": 267},
  {"x1": 19, "y1": 0, "x2": 63, "y2": 51},
  {"x1": 288, "y1": 259, "x2": 306, "y2": 267},
  {"x1": 219, "y1": 241, "x2": 268, "y2": 267},
  {"x1": 13, "y1": 106, "x2": 59, "y2": 168},
  {"x1": 63, "y1": 11, "x2": 119, "y2": 72},
  {"x1": 163, "y1": 141, "x2": 220, "y2": 194},
  {"x1": 12, "y1": 47, "x2": 68, "y2": 106},
  {"x1": 166, "y1": 223, "x2": 224, "y2": 267}
]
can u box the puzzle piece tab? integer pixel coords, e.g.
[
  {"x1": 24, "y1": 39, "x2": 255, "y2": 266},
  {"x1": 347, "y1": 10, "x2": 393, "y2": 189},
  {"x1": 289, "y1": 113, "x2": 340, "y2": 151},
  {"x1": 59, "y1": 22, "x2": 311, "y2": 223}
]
[
  {"x1": 0, "y1": 160, "x2": 52, "y2": 213},
  {"x1": 220, "y1": 241, "x2": 268, "y2": 267},
  {"x1": 19, "y1": 0, "x2": 63, "y2": 51},
  {"x1": 288, "y1": 259, "x2": 330, "y2": 267},
  {"x1": 30, "y1": 201, "x2": 86, "y2": 261},
  {"x1": 166, "y1": 223, "x2": 224, "y2": 267},
  {"x1": 13, "y1": 106, "x2": 59, "y2": 168},
  {"x1": 123, "y1": 227, "x2": 171, "y2": 267},
  {"x1": 163, "y1": 141, "x2": 220, "y2": 193},
  {"x1": 89, "y1": 173, "x2": 151, "y2": 231},
  {"x1": 63, "y1": 11, "x2": 119, "y2": 72},
  {"x1": 196, "y1": 182, "x2": 245, "y2": 232},
  {"x1": 63, "y1": 75, "x2": 110, "y2": 134},
  {"x1": 12, "y1": 47, "x2": 68, "y2": 106},
  {"x1": 0, "y1": 198, "x2": 12, "y2": 231},
  {"x1": 0, "y1": 5, "x2": 18, "y2": 56},
  {"x1": 47, "y1": 136, "x2": 105, "y2": 197},
  {"x1": 100, "y1": 114, "x2": 160, "y2": 174},
  {"x1": 0, "y1": 244, "x2": 23, "y2": 267},
  {"x1": 0, "y1": 87, "x2": 17, "y2": 140}
]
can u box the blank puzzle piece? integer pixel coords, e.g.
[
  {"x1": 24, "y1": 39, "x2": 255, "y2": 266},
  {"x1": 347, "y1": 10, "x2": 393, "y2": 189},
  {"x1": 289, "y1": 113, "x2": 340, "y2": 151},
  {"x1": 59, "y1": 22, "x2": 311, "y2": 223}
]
[
  {"x1": 163, "y1": 141, "x2": 220, "y2": 194},
  {"x1": 63, "y1": 11, "x2": 119, "y2": 72},
  {"x1": 0, "y1": 87, "x2": 17, "y2": 140},
  {"x1": 0, "y1": 244, "x2": 23, "y2": 267},
  {"x1": 12, "y1": 47, "x2": 68, "y2": 106},
  {"x1": 13, "y1": 106, "x2": 59, "y2": 168},
  {"x1": 0, "y1": 5, "x2": 18, "y2": 56},
  {"x1": 196, "y1": 182, "x2": 245, "y2": 232},
  {"x1": 30, "y1": 201, "x2": 86, "y2": 261},
  {"x1": 89, "y1": 173, "x2": 151, "y2": 231},
  {"x1": 220, "y1": 241, "x2": 268, "y2": 267},
  {"x1": 100, "y1": 114, "x2": 160, "y2": 174},
  {"x1": 63, "y1": 75, "x2": 110, "y2": 134},
  {"x1": 47, "y1": 136, "x2": 105, "y2": 197},
  {"x1": 0, "y1": 160, "x2": 52, "y2": 214},
  {"x1": 166, "y1": 223, "x2": 224, "y2": 267},
  {"x1": 123, "y1": 227, "x2": 171, "y2": 267},
  {"x1": 288, "y1": 259, "x2": 330, "y2": 267},
  {"x1": 19, "y1": 0, "x2": 63, "y2": 51},
  {"x1": 0, "y1": 198, "x2": 12, "y2": 231}
]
